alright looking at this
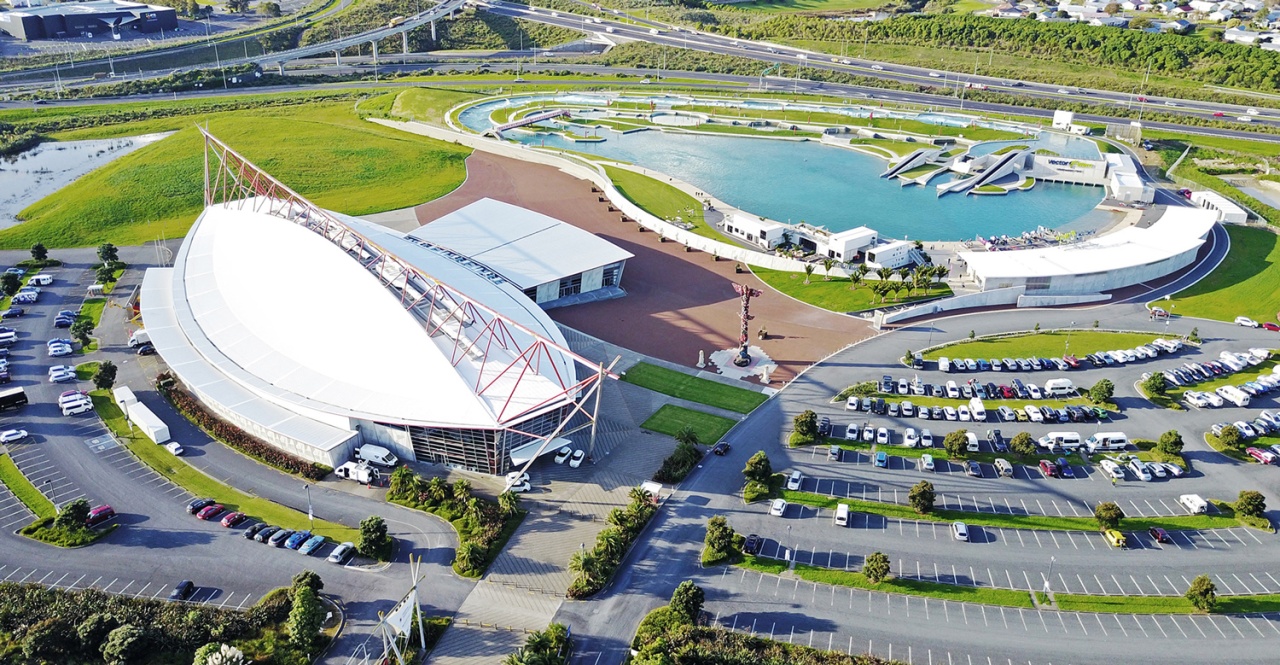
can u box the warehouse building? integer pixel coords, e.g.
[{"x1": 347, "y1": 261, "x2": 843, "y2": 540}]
[{"x1": 0, "y1": 0, "x2": 177, "y2": 41}]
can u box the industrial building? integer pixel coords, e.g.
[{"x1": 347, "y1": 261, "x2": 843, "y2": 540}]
[
  {"x1": 956, "y1": 207, "x2": 1217, "y2": 295},
  {"x1": 407, "y1": 198, "x2": 633, "y2": 309},
  {"x1": 139, "y1": 132, "x2": 612, "y2": 475},
  {"x1": 0, "y1": 0, "x2": 177, "y2": 41},
  {"x1": 720, "y1": 212, "x2": 879, "y2": 263},
  {"x1": 1190, "y1": 190, "x2": 1249, "y2": 224}
]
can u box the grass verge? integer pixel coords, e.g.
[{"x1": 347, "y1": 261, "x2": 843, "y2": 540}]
[
  {"x1": 793, "y1": 564, "x2": 1036, "y2": 608},
  {"x1": 621, "y1": 362, "x2": 767, "y2": 414},
  {"x1": 641, "y1": 404, "x2": 736, "y2": 443},
  {"x1": 1166, "y1": 226, "x2": 1280, "y2": 325},
  {"x1": 1205, "y1": 433, "x2": 1253, "y2": 463},
  {"x1": 752, "y1": 267, "x2": 951, "y2": 313},
  {"x1": 603, "y1": 165, "x2": 722, "y2": 241},
  {"x1": 21, "y1": 517, "x2": 117, "y2": 547},
  {"x1": 74, "y1": 361, "x2": 99, "y2": 381},
  {"x1": 923, "y1": 331, "x2": 1161, "y2": 361},
  {"x1": 0, "y1": 453, "x2": 55, "y2": 519},
  {"x1": 90, "y1": 391, "x2": 359, "y2": 543}
]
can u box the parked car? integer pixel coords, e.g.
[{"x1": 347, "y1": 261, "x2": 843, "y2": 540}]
[
  {"x1": 920, "y1": 454, "x2": 935, "y2": 471},
  {"x1": 1235, "y1": 316, "x2": 1261, "y2": 328},
  {"x1": 135, "y1": 343, "x2": 157, "y2": 356},
  {"x1": 952, "y1": 522, "x2": 969, "y2": 542},
  {"x1": 299, "y1": 534, "x2": 327, "y2": 556},
  {"x1": 220, "y1": 511, "x2": 246, "y2": 527},
  {"x1": 786, "y1": 470, "x2": 804, "y2": 491},
  {"x1": 569, "y1": 449, "x2": 586, "y2": 468},
  {"x1": 244, "y1": 523, "x2": 268, "y2": 540},
  {"x1": 769, "y1": 498, "x2": 788, "y2": 516},
  {"x1": 1149, "y1": 527, "x2": 1171, "y2": 543},
  {"x1": 712, "y1": 442, "x2": 731, "y2": 456},
  {"x1": 164, "y1": 441, "x2": 185, "y2": 455},
  {"x1": 0, "y1": 429, "x2": 28, "y2": 443},
  {"x1": 874, "y1": 451, "x2": 888, "y2": 468},
  {"x1": 1103, "y1": 530, "x2": 1127, "y2": 548},
  {"x1": 254, "y1": 525, "x2": 282, "y2": 543},
  {"x1": 168, "y1": 580, "x2": 195, "y2": 602},
  {"x1": 187, "y1": 498, "x2": 216, "y2": 515},
  {"x1": 742, "y1": 534, "x2": 762, "y2": 555},
  {"x1": 965, "y1": 460, "x2": 982, "y2": 477},
  {"x1": 1055, "y1": 457, "x2": 1074, "y2": 479},
  {"x1": 1039, "y1": 460, "x2": 1060, "y2": 478},
  {"x1": 196, "y1": 504, "x2": 224, "y2": 521},
  {"x1": 268, "y1": 529, "x2": 295, "y2": 547},
  {"x1": 285, "y1": 530, "x2": 312, "y2": 550},
  {"x1": 553, "y1": 446, "x2": 572, "y2": 464}
]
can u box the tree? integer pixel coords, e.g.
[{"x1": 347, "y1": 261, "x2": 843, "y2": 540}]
[
  {"x1": 1131, "y1": 16, "x2": 1152, "y2": 28},
  {"x1": 669, "y1": 580, "x2": 705, "y2": 623},
  {"x1": 30, "y1": 242, "x2": 47, "y2": 262},
  {"x1": 225, "y1": 0, "x2": 249, "y2": 12},
  {"x1": 452, "y1": 478, "x2": 472, "y2": 503},
  {"x1": 499, "y1": 490, "x2": 521, "y2": 517},
  {"x1": 848, "y1": 271, "x2": 863, "y2": 292},
  {"x1": 1010, "y1": 432, "x2": 1036, "y2": 457},
  {"x1": 1094, "y1": 501, "x2": 1124, "y2": 532},
  {"x1": 1156, "y1": 430, "x2": 1184, "y2": 457},
  {"x1": 96, "y1": 264, "x2": 116, "y2": 286},
  {"x1": 596, "y1": 527, "x2": 626, "y2": 559},
  {"x1": 1186, "y1": 574, "x2": 1217, "y2": 612},
  {"x1": 1142, "y1": 372, "x2": 1166, "y2": 397},
  {"x1": 863, "y1": 551, "x2": 890, "y2": 584},
  {"x1": 93, "y1": 360, "x2": 118, "y2": 390},
  {"x1": 674, "y1": 425, "x2": 700, "y2": 447},
  {"x1": 1236, "y1": 490, "x2": 1266, "y2": 518},
  {"x1": 569, "y1": 548, "x2": 601, "y2": 585},
  {"x1": 1055, "y1": 9, "x2": 1069, "y2": 17},
  {"x1": 1219, "y1": 424, "x2": 1242, "y2": 450},
  {"x1": 195, "y1": 644, "x2": 246, "y2": 665},
  {"x1": 704, "y1": 515, "x2": 735, "y2": 557},
  {"x1": 288, "y1": 585, "x2": 324, "y2": 649},
  {"x1": 943, "y1": 430, "x2": 969, "y2": 458},
  {"x1": 78, "y1": 613, "x2": 118, "y2": 654},
  {"x1": 908, "y1": 480, "x2": 935, "y2": 514},
  {"x1": 1104, "y1": 1, "x2": 1119, "y2": 13},
  {"x1": 822, "y1": 258, "x2": 835, "y2": 280},
  {"x1": 101, "y1": 624, "x2": 146, "y2": 665},
  {"x1": 629, "y1": 486, "x2": 652, "y2": 506},
  {"x1": 803, "y1": 263, "x2": 815, "y2": 284},
  {"x1": 793, "y1": 409, "x2": 818, "y2": 438},
  {"x1": 291, "y1": 570, "x2": 324, "y2": 596},
  {"x1": 902, "y1": 349, "x2": 913, "y2": 366},
  {"x1": 743, "y1": 450, "x2": 771, "y2": 483},
  {"x1": 357, "y1": 515, "x2": 392, "y2": 560},
  {"x1": 72, "y1": 318, "x2": 94, "y2": 347},
  {"x1": 257, "y1": 0, "x2": 281, "y2": 15},
  {"x1": 97, "y1": 242, "x2": 119, "y2": 265},
  {"x1": 23, "y1": 617, "x2": 68, "y2": 661},
  {"x1": 56, "y1": 497, "x2": 91, "y2": 530},
  {"x1": 1088, "y1": 379, "x2": 1114, "y2": 404},
  {"x1": 0, "y1": 272, "x2": 18, "y2": 297},
  {"x1": 456, "y1": 542, "x2": 485, "y2": 572}
]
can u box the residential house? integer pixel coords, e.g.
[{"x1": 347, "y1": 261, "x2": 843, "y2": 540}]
[
  {"x1": 1121, "y1": 1, "x2": 1139, "y2": 10},
  {"x1": 1155, "y1": 1, "x2": 1178, "y2": 12},
  {"x1": 1207, "y1": 8, "x2": 1234, "y2": 20},
  {"x1": 1170, "y1": 6, "x2": 1195, "y2": 16},
  {"x1": 1187, "y1": 0, "x2": 1217, "y2": 12},
  {"x1": 1224, "y1": 26, "x2": 1262, "y2": 41},
  {"x1": 1091, "y1": 15, "x2": 1131, "y2": 25},
  {"x1": 993, "y1": 3, "x2": 1027, "y2": 16},
  {"x1": 1162, "y1": 18, "x2": 1194, "y2": 29}
]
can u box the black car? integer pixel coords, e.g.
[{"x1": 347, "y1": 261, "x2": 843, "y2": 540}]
[
  {"x1": 1040, "y1": 406, "x2": 1057, "y2": 423},
  {"x1": 742, "y1": 533, "x2": 762, "y2": 555},
  {"x1": 135, "y1": 343, "x2": 156, "y2": 356},
  {"x1": 0, "y1": 371, "x2": 9, "y2": 384},
  {"x1": 871, "y1": 399, "x2": 887, "y2": 415},
  {"x1": 243, "y1": 522, "x2": 268, "y2": 539},
  {"x1": 255, "y1": 525, "x2": 282, "y2": 543},
  {"x1": 881, "y1": 375, "x2": 894, "y2": 393},
  {"x1": 186, "y1": 497, "x2": 215, "y2": 515},
  {"x1": 988, "y1": 429, "x2": 1008, "y2": 453},
  {"x1": 0, "y1": 308, "x2": 23, "y2": 319},
  {"x1": 54, "y1": 317, "x2": 73, "y2": 328},
  {"x1": 168, "y1": 580, "x2": 195, "y2": 602},
  {"x1": 712, "y1": 442, "x2": 731, "y2": 456},
  {"x1": 268, "y1": 529, "x2": 295, "y2": 547},
  {"x1": 818, "y1": 417, "x2": 832, "y2": 437}
]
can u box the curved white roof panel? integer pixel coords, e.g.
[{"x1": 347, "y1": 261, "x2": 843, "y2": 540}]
[{"x1": 177, "y1": 201, "x2": 578, "y2": 429}]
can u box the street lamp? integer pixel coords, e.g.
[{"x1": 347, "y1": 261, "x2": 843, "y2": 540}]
[
  {"x1": 44, "y1": 479, "x2": 55, "y2": 510},
  {"x1": 305, "y1": 484, "x2": 313, "y2": 531},
  {"x1": 1044, "y1": 556, "x2": 1055, "y2": 594},
  {"x1": 1066, "y1": 321, "x2": 1075, "y2": 355}
]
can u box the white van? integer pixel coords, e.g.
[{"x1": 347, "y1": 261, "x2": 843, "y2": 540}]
[
  {"x1": 1043, "y1": 379, "x2": 1075, "y2": 398},
  {"x1": 835, "y1": 503, "x2": 850, "y2": 527},
  {"x1": 1085, "y1": 432, "x2": 1128, "y2": 452},
  {"x1": 1216, "y1": 385, "x2": 1251, "y2": 408},
  {"x1": 29, "y1": 274, "x2": 52, "y2": 286},
  {"x1": 1179, "y1": 494, "x2": 1208, "y2": 515},
  {"x1": 994, "y1": 458, "x2": 1014, "y2": 477},
  {"x1": 1038, "y1": 431, "x2": 1081, "y2": 451},
  {"x1": 968, "y1": 397, "x2": 986, "y2": 422},
  {"x1": 939, "y1": 356, "x2": 951, "y2": 373},
  {"x1": 0, "y1": 332, "x2": 16, "y2": 347}
]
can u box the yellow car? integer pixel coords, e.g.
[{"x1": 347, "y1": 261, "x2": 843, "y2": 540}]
[{"x1": 1104, "y1": 530, "x2": 1127, "y2": 548}]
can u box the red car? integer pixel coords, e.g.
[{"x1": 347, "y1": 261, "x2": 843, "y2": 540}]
[
  {"x1": 1263, "y1": 322, "x2": 1280, "y2": 332},
  {"x1": 196, "y1": 504, "x2": 225, "y2": 520},
  {"x1": 1213, "y1": 111, "x2": 1225, "y2": 117},
  {"x1": 1062, "y1": 355, "x2": 1080, "y2": 369},
  {"x1": 1246, "y1": 448, "x2": 1275, "y2": 465},
  {"x1": 220, "y1": 511, "x2": 247, "y2": 527},
  {"x1": 1039, "y1": 460, "x2": 1060, "y2": 478},
  {"x1": 1000, "y1": 385, "x2": 1015, "y2": 399},
  {"x1": 1148, "y1": 527, "x2": 1171, "y2": 543}
]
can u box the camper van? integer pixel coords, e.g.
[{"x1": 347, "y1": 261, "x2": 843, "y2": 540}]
[
  {"x1": 968, "y1": 397, "x2": 986, "y2": 422},
  {"x1": 1037, "y1": 431, "x2": 1082, "y2": 451},
  {"x1": 1179, "y1": 494, "x2": 1208, "y2": 515},
  {"x1": 835, "y1": 503, "x2": 850, "y2": 527},
  {"x1": 1043, "y1": 379, "x2": 1076, "y2": 398},
  {"x1": 1085, "y1": 432, "x2": 1129, "y2": 453}
]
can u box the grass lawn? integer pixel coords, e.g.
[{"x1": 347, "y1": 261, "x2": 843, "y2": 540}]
[
  {"x1": 0, "y1": 453, "x2": 55, "y2": 519},
  {"x1": 924, "y1": 331, "x2": 1161, "y2": 361},
  {"x1": 847, "y1": 138, "x2": 920, "y2": 158},
  {"x1": 90, "y1": 391, "x2": 359, "y2": 543},
  {"x1": 74, "y1": 361, "x2": 99, "y2": 382},
  {"x1": 898, "y1": 164, "x2": 944, "y2": 179},
  {"x1": 781, "y1": 489, "x2": 1238, "y2": 532},
  {"x1": 641, "y1": 404, "x2": 736, "y2": 443},
  {"x1": 79, "y1": 297, "x2": 106, "y2": 329},
  {"x1": 689, "y1": 123, "x2": 821, "y2": 139},
  {"x1": 1165, "y1": 226, "x2": 1280, "y2": 324},
  {"x1": 737, "y1": 554, "x2": 789, "y2": 575},
  {"x1": 974, "y1": 185, "x2": 1006, "y2": 193},
  {"x1": 622, "y1": 362, "x2": 767, "y2": 414},
  {"x1": 1054, "y1": 594, "x2": 1196, "y2": 614},
  {"x1": 793, "y1": 564, "x2": 1036, "y2": 608},
  {"x1": 389, "y1": 87, "x2": 486, "y2": 128},
  {"x1": 6, "y1": 102, "x2": 471, "y2": 249},
  {"x1": 1206, "y1": 432, "x2": 1262, "y2": 463},
  {"x1": 752, "y1": 267, "x2": 951, "y2": 313},
  {"x1": 603, "y1": 165, "x2": 721, "y2": 241},
  {"x1": 734, "y1": 0, "x2": 884, "y2": 12},
  {"x1": 1141, "y1": 129, "x2": 1280, "y2": 159}
]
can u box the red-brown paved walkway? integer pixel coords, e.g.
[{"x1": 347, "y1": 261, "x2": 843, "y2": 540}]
[{"x1": 412, "y1": 151, "x2": 873, "y2": 382}]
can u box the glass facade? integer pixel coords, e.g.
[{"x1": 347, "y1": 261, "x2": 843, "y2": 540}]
[{"x1": 397, "y1": 403, "x2": 575, "y2": 474}]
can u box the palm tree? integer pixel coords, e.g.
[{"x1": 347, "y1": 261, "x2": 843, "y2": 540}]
[
  {"x1": 628, "y1": 486, "x2": 652, "y2": 506},
  {"x1": 674, "y1": 425, "x2": 700, "y2": 447},
  {"x1": 857, "y1": 263, "x2": 870, "y2": 278},
  {"x1": 457, "y1": 542, "x2": 486, "y2": 573},
  {"x1": 426, "y1": 476, "x2": 448, "y2": 504},
  {"x1": 897, "y1": 266, "x2": 912, "y2": 283},
  {"x1": 466, "y1": 497, "x2": 483, "y2": 525},
  {"x1": 499, "y1": 490, "x2": 521, "y2": 517},
  {"x1": 596, "y1": 527, "x2": 627, "y2": 559},
  {"x1": 570, "y1": 548, "x2": 602, "y2": 585},
  {"x1": 892, "y1": 282, "x2": 906, "y2": 301},
  {"x1": 876, "y1": 266, "x2": 893, "y2": 282},
  {"x1": 452, "y1": 478, "x2": 472, "y2": 504},
  {"x1": 822, "y1": 257, "x2": 835, "y2": 280},
  {"x1": 848, "y1": 271, "x2": 863, "y2": 292},
  {"x1": 803, "y1": 263, "x2": 815, "y2": 284},
  {"x1": 914, "y1": 269, "x2": 929, "y2": 295}
]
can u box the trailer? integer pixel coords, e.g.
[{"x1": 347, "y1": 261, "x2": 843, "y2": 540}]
[
  {"x1": 126, "y1": 402, "x2": 170, "y2": 444},
  {"x1": 0, "y1": 386, "x2": 27, "y2": 411},
  {"x1": 334, "y1": 461, "x2": 381, "y2": 484},
  {"x1": 113, "y1": 386, "x2": 138, "y2": 413}
]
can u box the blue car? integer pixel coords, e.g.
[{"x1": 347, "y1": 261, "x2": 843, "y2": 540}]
[
  {"x1": 285, "y1": 530, "x2": 312, "y2": 550},
  {"x1": 874, "y1": 451, "x2": 888, "y2": 468},
  {"x1": 299, "y1": 534, "x2": 326, "y2": 556},
  {"x1": 1055, "y1": 457, "x2": 1074, "y2": 478}
]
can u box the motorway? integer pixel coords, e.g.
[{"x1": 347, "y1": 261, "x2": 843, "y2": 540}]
[{"x1": 0, "y1": 247, "x2": 474, "y2": 663}]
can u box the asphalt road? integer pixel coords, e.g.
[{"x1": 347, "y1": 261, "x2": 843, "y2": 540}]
[{"x1": 0, "y1": 247, "x2": 474, "y2": 664}]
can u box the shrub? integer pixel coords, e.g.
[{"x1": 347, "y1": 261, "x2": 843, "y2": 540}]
[
  {"x1": 943, "y1": 430, "x2": 969, "y2": 458},
  {"x1": 669, "y1": 581, "x2": 704, "y2": 623},
  {"x1": 156, "y1": 373, "x2": 330, "y2": 480},
  {"x1": 1142, "y1": 372, "x2": 1166, "y2": 397},
  {"x1": 792, "y1": 410, "x2": 818, "y2": 444},
  {"x1": 863, "y1": 551, "x2": 890, "y2": 584},
  {"x1": 567, "y1": 491, "x2": 657, "y2": 598},
  {"x1": 743, "y1": 451, "x2": 771, "y2": 483},
  {"x1": 287, "y1": 586, "x2": 323, "y2": 650},
  {"x1": 1219, "y1": 425, "x2": 1242, "y2": 450},
  {"x1": 1094, "y1": 501, "x2": 1124, "y2": 532},
  {"x1": 358, "y1": 515, "x2": 393, "y2": 561},
  {"x1": 1186, "y1": 574, "x2": 1217, "y2": 612},
  {"x1": 742, "y1": 479, "x2": 771, "y2": 503},
  {"x1": 1010, "y1": 432, "x2": 1036, "y2": 457},
  {"x1": 1088, "y1": 379, "x2": 1114, "y2": 404},
  {"x1": 1237, "y1": 490, "x2": 1266, "y2": 518},
  {"x1": 101, "y1": 624, "x2": 147, "y2": 665},
  {"x1": 908, "y1": 480, "x2": 935, "y2": 515},
  {"x1": 1156, "y1": 430, "x2": 1184, "y2": 456},
  {"x1": 653, "y1": 441, "x2": 703, "y2": 484},
  {"x1": 703, "y1": 516, "x2": 735, "y2": 564}
]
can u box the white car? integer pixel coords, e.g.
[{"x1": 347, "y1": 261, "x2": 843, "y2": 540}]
[
  {"x1": 48, "y1": 364, "x2": 75, "y2": 376},
  {"x1": 57, "y1": 393, "x2": 88, "y2": 407},
  {"x1": 871, "y1": 64, "x2": 884, "y2": 70},
  {"x1": 929, "y1": 71, "x2": 942, "y2": 78},
  {"x1": 876, "y1": 427, "x2": 890, "y2": 445},
  {"x1": 1234, "y1": 421, "x2": 1257, "y2": 439},
  {"x1": 958, "y1": 406, "x2": 971, "y2": 422},
  {"x1": 943, "y1": 407, "x2": 958, "y2": 421},
  {"x1": 1100, "y1": 460, "x2": 1125, "y2": 479},
  {"x1": 507, "y1": 481, "x2": 532, "y2": 493},
  {"x1": 1128, "y1": 459, "x2": 1153, "y2": 481},
  {"x1": 553, "y1": 446, "x2": 572, "y2": 464},
  {"x1": 1024, "y1": 405, "x2": 1044, "y2": 423},
  {"x1": 61, "y1": 401, "x2": 92, "y2": 415},
  {"x1": 1184, "y1": 392, "x2": 1210, "y2": 408},
  {"x1": 1236, "y1": 316, "x2": 1261, "y2": 328},
  {"x1": 569, "y1": 449, "x2": 586, "y2": 468},
  {"x1": 1161, "y1": 462, "x2": 1185, "y2": 478},
  {"x1": 47, "y1": 344, "x2": 73, "y2": 357},
  {"x1": 904, "y1": 428, "x2": 919, "y2": 447},
  {"x1": 506, "y1": 471, "x2": 530, "y2": 487},
  {"x1": 164, "y1": 441, "x2": 185, "y2": 455},
  {"x1": 49, "y1": 370, "x2": 76, "y2": 383},
  {"x1": 920, "y1": 454, "x2": 935, "y2": 471},
  {"x1": 1204, "y1": 392, "x2": 1224, "y2": 408},
  {"x1": 769, "y1": 498, "x2": 788, "y2": 516},
  {"x1": 945, "y1": 381, "x2": 960, "y2": 399},
  {"x1": 920, "y1": 429, "x2": 933, "y2": 447},
  {"x1": 0, "y1": 429, "x2": 28, "y2": 443},
  {"x1": 952, "y1": 521, "x2": 969, "y2": 541},
  {"x1": 1026, "y1": 384, "x2": 1043, "y2": 400},
  {"x1": 786, "y1": 470, "x2": 804, "y2": 490},
  {"x1": 1148, "y1": 461, "x2": 1167, "y2": 478},
  {"x1": 901, "y1": 401, "x2": 915, "y2": 417}
]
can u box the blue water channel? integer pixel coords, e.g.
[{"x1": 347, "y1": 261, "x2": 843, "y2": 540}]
[{"x1": 461, "y1": 97, "x2": 1114, "y2": 241}]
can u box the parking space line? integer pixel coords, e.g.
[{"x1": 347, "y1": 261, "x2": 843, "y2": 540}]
[
  {"x1": 1129, "y1": 575, "x2": 1146, "y2": 595},
  {"x1": 1168, "y1": 615, "x2": 1190, "y2": 638},
  {"x1": 1241, "y1": 528, "x2": 1265, "y2": 545},
  {"x1": 1199, "y1": 615, "x2": 1226, "y2": 639},
  {"x1": 1031, "y1": 531, "x2": 1043, "y2": 548},
  {"x1": 1210, "y1": 531, "x2": 1232, "y2": 548},
  {"x1": 1151, "y1": 614, "x2": 1169, "y2": 638},
  {"x1": 1127, "y1": 500, "x2": 1145, "y2": 517},
  {"x1": 1242, "y1": 615, "x2": 1267, "y2": 638},
  {"x1": 1074, "y1": 612, "x2": 1088, "y2": 635},
  {"x1": 1216, "y1": 576, "x2": 1237, "y2": 595},
  {"x1": 1064, "y1": 532, "x2": 1079, "y2": 549},
  {"x1": 1144, "y1": 499, "x2": 1160, "y2": 516},
  {"x1": 1158, "y1": 498, "x2": 1176, "y2": 513},
  {"x1": 1227, "y1": 529, "x2": 1248, "y2": 546},
  {"x1": 1232, "y1": 574, "x2": 1254, "y2": 594},
  {"x1": 1112, "y1": 614, "x2": 1128, "y2": 637},
  {"x1": 1250, "y1": 573, "x2": 1271, "y2": 593},
  {"x1": 1215, "y1": 614, "x2": 1244, "y2": 639},
  {"x1": 18, "y1": 570, "x2": 37, "y2": 583},
  {"x1": 1132, "y1": 614, "x2": 1149, "y2": 638},
  {"x1": 1093, "y1": 614, "x2": 1109, "y2": 637}
]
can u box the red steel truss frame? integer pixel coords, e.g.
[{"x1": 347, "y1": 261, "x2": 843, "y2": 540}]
[{"x1": 201, "y1": 128, "x2": 614, "y2": 425}]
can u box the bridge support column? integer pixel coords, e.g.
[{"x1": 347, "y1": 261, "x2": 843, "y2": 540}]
[
  {"x1": 371, "y1": 40, "x2": 378, "y2": 67},
  {"x1": 277, "y1": 62, "x2": 284, "y2": 76},
  {"x1": 431, "y1": 19, "x2": 437, "y2": 41},
  {"x1": 402, "y1": 30, "x2": 409, "y2": 59},
  {"x1": 334, "y1": 50, "x2": 341, "y2": 67}
]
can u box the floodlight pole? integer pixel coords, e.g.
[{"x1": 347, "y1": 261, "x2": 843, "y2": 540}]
[{"x1": 587, "y1": 362, "x2": 604, "y2": 464}]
